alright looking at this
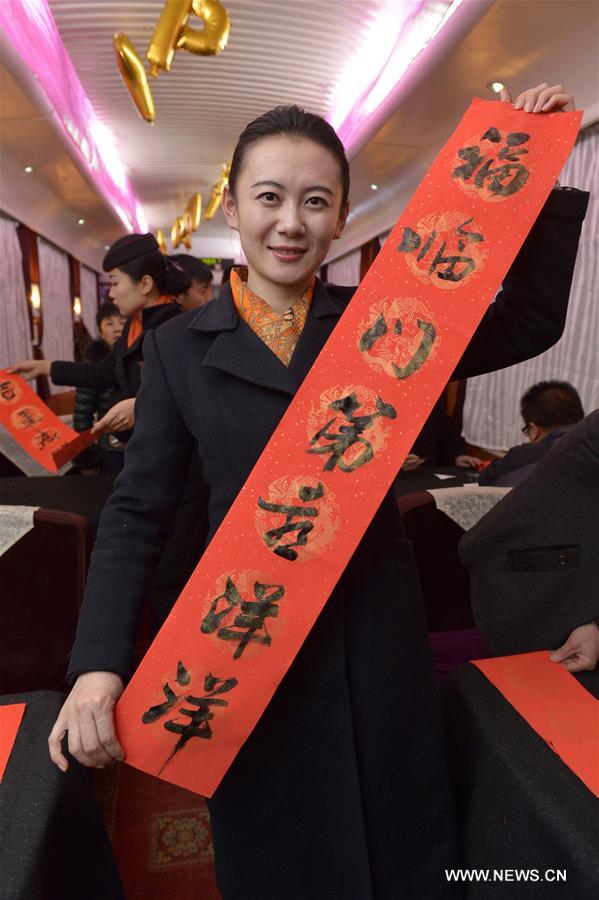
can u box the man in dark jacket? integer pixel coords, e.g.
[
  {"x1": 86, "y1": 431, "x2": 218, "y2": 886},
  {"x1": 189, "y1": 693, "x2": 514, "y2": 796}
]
[
  {"x1": 479, "y1": 379, "x2": 585, "y2": 487},
  {"x1": 460, "y1": 408, "x2": 599, "y2": 697}
]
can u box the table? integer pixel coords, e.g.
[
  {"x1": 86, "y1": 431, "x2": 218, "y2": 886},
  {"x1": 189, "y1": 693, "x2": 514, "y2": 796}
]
[
  {"x1": 395, "y1": 464, "x2": 474, "y2": 496},
  {"x1": 0, "y1": 474, "x2": 116, "y2": 532},
  {"x1": 0, "y1": 691, "x2": 125, "y2": 900},
  {"x1": 442, "y1": 665, "x2": 599, "y2": 898}
]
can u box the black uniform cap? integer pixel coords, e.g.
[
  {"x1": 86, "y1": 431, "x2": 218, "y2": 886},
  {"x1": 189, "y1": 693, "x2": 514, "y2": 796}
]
[{"x1": 103, "y1": 233, "x2": 159, "y2": 271}]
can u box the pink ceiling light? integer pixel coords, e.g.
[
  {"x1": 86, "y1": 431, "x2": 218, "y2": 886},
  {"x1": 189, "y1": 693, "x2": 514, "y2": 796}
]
[
  {"x1": 329, "y1": 0, "x2": 488, "y2": 158},
  {"x1": 0, "y1": 0, "x2": 146, "y2": 233}
]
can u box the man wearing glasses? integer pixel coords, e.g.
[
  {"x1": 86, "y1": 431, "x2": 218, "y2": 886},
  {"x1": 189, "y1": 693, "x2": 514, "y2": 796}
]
[{"x1": 479, "y1": 380, "x2": 584, "y2": 487}]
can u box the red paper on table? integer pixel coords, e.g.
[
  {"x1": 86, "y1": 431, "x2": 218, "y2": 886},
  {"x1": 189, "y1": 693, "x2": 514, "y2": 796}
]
[
  {"x1": 0, "y1": 703, "x2": 26, "y2": 782},
  {"x1": 116, "y1": 99, "x2": 582, "y2": 797},
  {"x1": 0, "y1": 370, "x2": 95, "y2": 472},
  {"x1": 473, "y1": 652, "x2": 599, "y2": 797}
]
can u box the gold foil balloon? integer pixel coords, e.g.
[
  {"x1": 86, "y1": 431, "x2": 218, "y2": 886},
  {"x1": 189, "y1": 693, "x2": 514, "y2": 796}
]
[
  {"x1": 204, "y1": 162, "x2": 230, "y2": 221},
  {"x1": 113, "y1": 33, "x2": 156, "y2": 123},
  {"x1": 181, "y1": 233, "x2": 193, "y2": 250},
  {"x1": 203, "y1": 185, "x2": 222, "y2": 221},
  {"x1": 179, "y1": 0, "x2": 231, "y2": 56},
  {"x1": 185, "y1": 193, "x2": 202, "y2": 232},
  {"x1": 147, "y1": 0, "x2": 192, "y2": 76},
  {"x1": 171, "y1": 217, "x2": 186, "y2": 249},
  {"x1": 156, "y1": 229, "x2": 168, "y2": 254}
]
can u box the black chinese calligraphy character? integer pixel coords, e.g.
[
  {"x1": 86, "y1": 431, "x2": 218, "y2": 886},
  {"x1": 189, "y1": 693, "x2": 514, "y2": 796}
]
[
  {"x1": 16, "y1": 409, "x2": 38, "y2": 429},
  {"x1": 307, "y1": 393, "x2": 396, "y2": 472},
  {"x1": 360, "y1": 315, "x2": 436, "y2": 379},
  {"x1": 0, "y1": 380, "x2": 17, "y2": 402},
  {"x1": 397, "y1": 216, "x2": 484, "y2": 283},
  {"x1": 142, "y1": 663, "x2": 238, "y2": 773},
  {"x1": 453, "y1": 129, "x2": 530, "y2": 197},
  {"x1": 32, "y1": 429, "x2": 59, "y2": 450},
  {"x1": 201, "y1": 578, "x2": 285, "y2": 659},
  {"x1": 258, "y1": 482, "x2": 325, "y2": 561}
]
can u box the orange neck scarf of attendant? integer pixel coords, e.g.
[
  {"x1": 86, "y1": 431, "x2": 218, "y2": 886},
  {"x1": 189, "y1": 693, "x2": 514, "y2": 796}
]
[
  {"x1": 127, "y1": 295, "x2": 172, "y2": 348},
  {"x1": 230, "y1": 268, "x2": 314, "y2": 366}
]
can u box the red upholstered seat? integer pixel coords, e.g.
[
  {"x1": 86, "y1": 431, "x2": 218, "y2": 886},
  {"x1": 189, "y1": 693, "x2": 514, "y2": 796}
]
[{"x1": 0, "y1": 508, "x2": 92, "y2": 694}]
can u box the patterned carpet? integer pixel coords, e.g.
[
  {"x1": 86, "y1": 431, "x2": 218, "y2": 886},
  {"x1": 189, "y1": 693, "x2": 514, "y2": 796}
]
[{"x1": 95, "y1": 763, "x2": 221, "y2": 899}]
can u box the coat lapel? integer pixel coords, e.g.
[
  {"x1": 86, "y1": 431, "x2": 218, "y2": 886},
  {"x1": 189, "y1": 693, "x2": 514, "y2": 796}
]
[
  {"x1": 287, "y1": 279, "x2": 344, "y2": 383},
  {"x1": 189, "y1": 281, "x2": 344, "y2": 397},
  {"x1": 190, "y1": 287, "x2": 299, "y2": 396}
]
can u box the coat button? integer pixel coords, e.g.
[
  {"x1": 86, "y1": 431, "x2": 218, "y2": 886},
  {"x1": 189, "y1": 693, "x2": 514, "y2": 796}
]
[{"x1": 558, "y1": 553, "x2": 567, "y2": 566}]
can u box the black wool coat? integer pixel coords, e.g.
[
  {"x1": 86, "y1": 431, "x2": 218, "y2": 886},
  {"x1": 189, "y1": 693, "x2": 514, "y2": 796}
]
[
  {"x1": 460, "y1": 410, "x2": 599, "y2": 699},
  {"x1": 50, "y1": 301, "x2": 181, "y2": 402},
  {"x1": 68, "y1": 188, "x2": 587, "y2": 900}
]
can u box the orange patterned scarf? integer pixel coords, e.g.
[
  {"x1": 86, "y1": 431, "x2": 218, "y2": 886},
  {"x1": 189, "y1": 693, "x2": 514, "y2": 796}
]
[
  {"x1": 127, "y1": 295, "x2": 173, "y2": 348},
  {"x1": 230, "y1": 268, "x2": 314, "y2": 367}
]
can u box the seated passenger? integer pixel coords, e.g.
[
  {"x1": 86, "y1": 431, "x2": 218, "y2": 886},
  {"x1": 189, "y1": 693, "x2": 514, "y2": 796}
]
[
  {"x1": 479, "y1": 379, "x2": 584, "y2": 486},
  {"x1": 171, "y1": 254, "x2": 214, "y2": 309}
]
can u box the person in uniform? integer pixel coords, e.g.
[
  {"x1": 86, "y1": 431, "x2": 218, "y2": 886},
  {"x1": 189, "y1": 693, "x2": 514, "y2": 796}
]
[{"x1": 48, "y1": 84, "x2": 587, "y2": 899}]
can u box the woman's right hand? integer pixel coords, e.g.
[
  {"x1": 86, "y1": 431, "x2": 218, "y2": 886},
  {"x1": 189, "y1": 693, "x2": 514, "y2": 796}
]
[
  {"x1": 8, "y1": 359, "x2": 51, "y2": 380},
  {"x1": 48, "y1": 671, "x2": 126, "y2": 771}
]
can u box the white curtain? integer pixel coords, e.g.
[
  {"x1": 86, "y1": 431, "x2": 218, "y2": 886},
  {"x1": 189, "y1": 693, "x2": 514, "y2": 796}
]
[
  {"x1": 463, "y1": 123, "x2": 599, "y2": 452},
  {"x1": 80, "y1": 265, "x2": 99, "y2": 339},
  {"x1": 38, "y1": 237, "x2": 74, "y2": 392},
  {"x1": 0, "y1": 216, "x2": 31, "y2": 369},
  {"x1": 327, "y1": 248, "x2": 361, "y2": 286}
]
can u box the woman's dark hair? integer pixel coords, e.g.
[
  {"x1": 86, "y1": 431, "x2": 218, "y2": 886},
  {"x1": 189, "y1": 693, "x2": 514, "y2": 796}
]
[
  {"x1": 228, "y1": 105, "x2": 350, "y2": 207},
  {"x1": 520, "y1": 380, "x2": 585, "y2": 428},
  {"x1": 118, "y1": 251, "x2": 191, "y2": 296}
]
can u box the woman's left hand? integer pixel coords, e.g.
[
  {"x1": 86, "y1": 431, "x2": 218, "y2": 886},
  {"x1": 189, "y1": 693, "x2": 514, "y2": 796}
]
[
  {"x1": 92, "y1": 398, "x2": 135, "y2": 435},
  {"x1": 499, "y1": 82, "x2": 575, "y2": 114}
]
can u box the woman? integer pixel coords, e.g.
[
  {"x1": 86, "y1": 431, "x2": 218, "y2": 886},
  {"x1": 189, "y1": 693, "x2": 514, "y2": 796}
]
[
  {"x1": 48, "y1": 84, "x2": 587, "y2": 899},
  {"x1": 12, "y1": 233, "x2": 190, "y2": 441}
]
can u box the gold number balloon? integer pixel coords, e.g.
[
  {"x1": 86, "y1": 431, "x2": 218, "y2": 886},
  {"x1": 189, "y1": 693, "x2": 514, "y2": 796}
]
[
  {"x1": 178, "y1": 0, "x2": 231, "y2": 56},
  {"x1": 156, "y1": 229, "x2": 168, "y2": 254},
  {"x1": 204, "y1": 162, "x2": 230, "y2": 221},
  {"x1": 185, "y1": 193, "x2": 202, "y2": 232},
  {"x1": 171, "y1": 217, "x2": 185, "y2": 249},
  {"x1": 113, "y1": 33, "x2": 156, "y2": 123},
  {"x1": 147, "y1": 0, "x2": 193, "y2": 76}
]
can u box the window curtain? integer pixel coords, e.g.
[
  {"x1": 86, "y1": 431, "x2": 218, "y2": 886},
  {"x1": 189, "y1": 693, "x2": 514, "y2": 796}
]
[
  {"x1": 80, "y1": 265, "x2": 98, "y2": 339},
  {"x1": 462, "y1": 122, "x2": 599, "y2": 452},
  {"x1": 38, "y1": 237, "x2": 74, "y2": 392},
  {"x1": 0, "y1": 216, "x2": 31, "y2": 369},
  {"x1": 326, "y1": 248, "x2": 361, "y2": 286}
]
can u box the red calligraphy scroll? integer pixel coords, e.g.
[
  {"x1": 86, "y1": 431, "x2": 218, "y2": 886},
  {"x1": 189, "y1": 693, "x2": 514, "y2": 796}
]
[
  {"x1": 0, "y1": 371, "x2": 95, "y2": 472},
  {"x1": 473, "y1": 653, "x2": 599, "y2": 797},
  {"x1": 116, "y1": 100, "x2": 582, "y2": 796},
  {"x1": 0, "y1": 703, "x2": 26, "y2": 782}
]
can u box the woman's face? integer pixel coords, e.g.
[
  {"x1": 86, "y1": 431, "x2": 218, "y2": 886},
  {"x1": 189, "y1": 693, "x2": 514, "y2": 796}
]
[
  {"x1": 223, "y1": 135, "x2": 348, "y2": 300},
  {"x1": 107, "y1": 268, "x2": 151, "y2": 317}
]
